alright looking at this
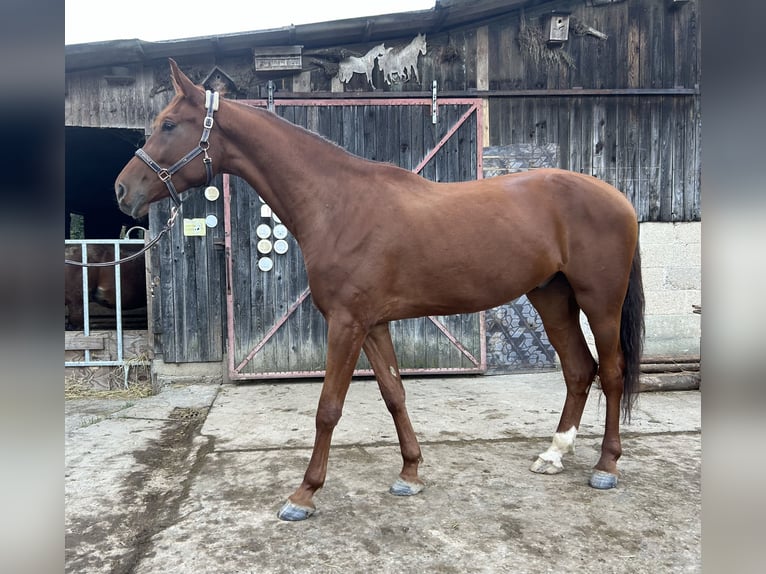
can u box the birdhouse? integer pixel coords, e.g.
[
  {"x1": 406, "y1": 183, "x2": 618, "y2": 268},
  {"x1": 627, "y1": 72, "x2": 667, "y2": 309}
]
[
  {"x1": 202, "y1": 66, "x2": 237, "y2": 97},
  {"x1": 547, "y1": 14, "x2": 570, "y2": 44}
]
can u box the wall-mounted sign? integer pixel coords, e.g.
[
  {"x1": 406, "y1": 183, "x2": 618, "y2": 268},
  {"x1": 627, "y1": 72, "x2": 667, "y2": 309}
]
[
  {"x1": 183, "y1": 218, "x2": 206, "y2": 236},
  {"x1": 254, "y1": 46, "x2": 303, "y2": 71}
]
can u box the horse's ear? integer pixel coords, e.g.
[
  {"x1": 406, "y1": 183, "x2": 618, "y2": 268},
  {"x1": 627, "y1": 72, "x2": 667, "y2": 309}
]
[{"x1": 168, "y1": 58, "x2": 200, "y2": 98}]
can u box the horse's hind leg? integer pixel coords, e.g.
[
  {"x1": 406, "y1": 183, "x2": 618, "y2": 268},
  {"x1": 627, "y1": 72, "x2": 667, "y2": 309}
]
[
  {"x1": 363, "y1": 323, "x2": 424, "y2": 496},
  {"x1": 527, "y1": 274, "x2": 598, "y2": 475},
  {"x1": 576, "y1": 300, "x2": 626, "y2": 489}
]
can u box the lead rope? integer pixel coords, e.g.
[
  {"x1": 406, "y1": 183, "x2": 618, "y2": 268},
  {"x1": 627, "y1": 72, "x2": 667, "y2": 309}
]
[{"x1": 65, "y1": 206, "x2": 180, "y2": 267}]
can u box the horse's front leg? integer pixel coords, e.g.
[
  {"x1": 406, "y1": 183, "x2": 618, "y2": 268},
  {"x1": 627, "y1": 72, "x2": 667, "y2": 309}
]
[
  {"x1": 277, "y1": 318, "x2": 366, "y2": 521},
  {"x1": 363, "y1": 323, "x2": 424, "y2": 496}
]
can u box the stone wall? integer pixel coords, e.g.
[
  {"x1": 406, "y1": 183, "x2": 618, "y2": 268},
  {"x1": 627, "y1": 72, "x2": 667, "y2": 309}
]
[{"x1": 580, "y1": 222, "x2": 702, "y2": 359}]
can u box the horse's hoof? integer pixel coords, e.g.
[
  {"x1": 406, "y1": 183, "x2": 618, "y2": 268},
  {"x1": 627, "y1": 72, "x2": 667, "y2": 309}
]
[
  {"x1": 389, "y1": 477, "x2": 424, "y2": 496},
  {"x1": 277, "y1": 500, "x2": 315, "y2": 521},
  {"x1": 530, "y1": 456, "x2": 564, "y2": 475},
  {"x1": 589, "y1": 470, "x2": 618, "y2": 489}
]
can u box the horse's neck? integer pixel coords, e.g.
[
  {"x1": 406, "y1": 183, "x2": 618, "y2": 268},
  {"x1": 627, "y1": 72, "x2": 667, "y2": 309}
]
[{"x1": 220, "y1": 103, "x2": 364, "y2": 243}]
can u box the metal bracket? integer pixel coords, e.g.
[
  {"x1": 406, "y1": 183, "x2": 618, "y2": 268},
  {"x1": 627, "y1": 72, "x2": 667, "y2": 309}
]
[
  {"x1": 267, "y1": 80, "x2": 275, "y2": 112},
  {"x1": 431, "y1": 80, "x2": 438, "y2": 124}
]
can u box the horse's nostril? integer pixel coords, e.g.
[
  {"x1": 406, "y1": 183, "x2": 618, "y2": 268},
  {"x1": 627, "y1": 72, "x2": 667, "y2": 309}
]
[{"x1": 116, "y1": 182, "x2": 126, "y2": 202}]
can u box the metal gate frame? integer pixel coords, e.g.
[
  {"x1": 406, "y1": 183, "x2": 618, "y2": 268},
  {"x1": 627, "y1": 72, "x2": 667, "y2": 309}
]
[
  {"x1": 64, "y1": 237, "x2": 150, "y2": 387},
  {"x1": 224, "y1": 97, "x2": 485, "y2": 380}
]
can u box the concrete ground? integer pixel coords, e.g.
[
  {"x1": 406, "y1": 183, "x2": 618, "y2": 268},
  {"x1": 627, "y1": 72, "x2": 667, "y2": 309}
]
[{"x1": 65, "y1": 371, "x2": 701, "y2": 574}]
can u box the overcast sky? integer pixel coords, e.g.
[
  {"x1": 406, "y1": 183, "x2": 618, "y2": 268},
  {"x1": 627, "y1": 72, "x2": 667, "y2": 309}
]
[{"x1": 66, "y1": 0, "x2": 436, "y2": 44}]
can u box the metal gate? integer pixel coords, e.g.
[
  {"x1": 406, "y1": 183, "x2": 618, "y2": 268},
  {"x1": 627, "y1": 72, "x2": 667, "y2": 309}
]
[
  {"x1": 225, "y1": 98, "x2": 485, "y2": 379},
  {"x1": 64, "y1": 237, "x2": 150, "y2": 387}
]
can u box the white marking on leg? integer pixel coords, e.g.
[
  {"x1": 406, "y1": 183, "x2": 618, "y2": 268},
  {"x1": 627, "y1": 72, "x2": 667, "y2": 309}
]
[
  {"x1": 389, "y1": 365, "x2": 397, "y2": 378},
  {"x1": 530, "y1": 426, "x2": 577, "y2": 474}
]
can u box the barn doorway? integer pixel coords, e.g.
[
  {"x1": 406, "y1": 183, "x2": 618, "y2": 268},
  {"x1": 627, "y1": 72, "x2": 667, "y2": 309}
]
[
  {"x1": 65, "y1": 126, "x2": 152, "y2": 391},
  {"x1": 65, "y1": 126, "x2": 145, "y2": 239}
]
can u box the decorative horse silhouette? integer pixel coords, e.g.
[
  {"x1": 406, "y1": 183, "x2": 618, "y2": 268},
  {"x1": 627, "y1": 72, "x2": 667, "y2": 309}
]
[
  {"x1": 379, "y1": 33, "x2": 427, "y2": 85},
  {"x1": 336, "y1": 43, "x2": 391, "y2": 89},
  {"x1": 115, "y1": 60, "x2": 644, "y2": 521}
]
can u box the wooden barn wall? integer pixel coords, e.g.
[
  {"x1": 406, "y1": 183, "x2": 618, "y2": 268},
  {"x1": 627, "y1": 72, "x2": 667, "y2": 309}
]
[
  {"x1": 487, "y1": 95, "x2": 700, "y2": 221},
  {"x1": 147, "y1": 180, "x2": 226, "y2": 362}
]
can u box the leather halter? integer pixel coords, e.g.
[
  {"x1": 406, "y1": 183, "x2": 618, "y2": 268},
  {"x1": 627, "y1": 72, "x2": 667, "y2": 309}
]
[{"x1": 134, "y1": 90, "x2": 220, "y2": 207}]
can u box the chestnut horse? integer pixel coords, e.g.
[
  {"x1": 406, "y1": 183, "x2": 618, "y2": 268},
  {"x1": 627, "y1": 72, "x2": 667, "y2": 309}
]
[{"x1": 115, "y1": 60, "x2": 644, "y2": 521}]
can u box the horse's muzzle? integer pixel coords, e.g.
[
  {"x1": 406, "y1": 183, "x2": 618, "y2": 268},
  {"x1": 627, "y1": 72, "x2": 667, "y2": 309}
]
[{"x1": 115, "y1": 181, "x2": 148, "y2": 218}]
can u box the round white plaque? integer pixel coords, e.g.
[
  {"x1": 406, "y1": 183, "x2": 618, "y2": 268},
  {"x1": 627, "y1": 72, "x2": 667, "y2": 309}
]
[
  {"x1": 256, "y1": 224, "x2": 272, "y2": 239},
  {"x1": 273, "y1": 224, "x2": 288, "y2": 239},
  {"x1": 258, "y1": 257, "x2": 273, "y2": 272},
  {"x1": 204, "y1": 186, "x2": 220, "y2": 201},
  {"x1": 274, "y1": 239, "x2": 289, "y2": 254}
]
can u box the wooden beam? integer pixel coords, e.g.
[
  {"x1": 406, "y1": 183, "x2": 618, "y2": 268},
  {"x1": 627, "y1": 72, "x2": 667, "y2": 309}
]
[{"x1": 65, "y1": 334, "x2": 105, "y2": 351}]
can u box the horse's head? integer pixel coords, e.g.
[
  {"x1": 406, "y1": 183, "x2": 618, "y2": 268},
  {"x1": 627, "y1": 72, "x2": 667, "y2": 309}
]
[
  {"x1": 371, "y1": 43, "x2": 391, "y2": 59},
  {"x1": 416, "y1": 34, "x2": 427, "y2": 55},
  {"x1": 115, "y1": 59, "x2": 217, "y2": 218}
]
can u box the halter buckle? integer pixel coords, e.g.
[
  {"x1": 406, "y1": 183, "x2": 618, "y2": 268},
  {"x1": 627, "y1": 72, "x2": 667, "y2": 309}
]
[
  {"x1": 204, "y1": 116, "x2": 214, "y2": 129},
  {"x1": 158, "y1": 169, "x2": 171, "y2": 182}
]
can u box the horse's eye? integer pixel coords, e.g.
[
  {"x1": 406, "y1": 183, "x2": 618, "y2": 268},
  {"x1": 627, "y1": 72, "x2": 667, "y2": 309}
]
[{"x1": 161, "y1": 120, "x2": 175, "y2": 132}]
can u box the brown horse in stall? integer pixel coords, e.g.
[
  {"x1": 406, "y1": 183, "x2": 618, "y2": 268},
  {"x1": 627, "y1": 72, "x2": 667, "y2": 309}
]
[
  {"x1": 115, "y1": 59, "x2": 644, "y2": 521},
  {"x1": 65, "y1": 244, "x2": 147, "y2": 330}
]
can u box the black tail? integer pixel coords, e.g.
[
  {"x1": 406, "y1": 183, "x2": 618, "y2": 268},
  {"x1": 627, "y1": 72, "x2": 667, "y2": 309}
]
[{"x1": 620, "y1": 242, "x2": 645, "y2": 423}]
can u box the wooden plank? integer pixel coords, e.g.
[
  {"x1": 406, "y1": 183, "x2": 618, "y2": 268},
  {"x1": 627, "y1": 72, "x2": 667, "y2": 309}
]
[
  {"x1": 687, "y1": 96, "x2": 701, "y2": 220},
  {"x1": 591, "y1": 99, "x2": 607, "y2": 181},
  {"x1": 580, "y1": 96, "x2": 594, "y2": 175},
  {"x1": 643, "y1": 0, "x2": 663, "y2": 88},
  {"x1": 476, "y1": 26, "x2": 489, "y2": 92},
  {"x1": 157, "y1": 198, "x2": 179, "y2": 360},
  {"x1": 399, "y1": 105, "x2": 413, "y2": 171},
  {"x1": 65, "y1": 334, "x2": 105, "y2": 351},
  {"x1": 636, "y1": 98, "x2": 652, "y2": 220},
  {"x1": 602, "y1": 97, "x2": 618, "y2": 188},
  {"x1": 233, "y1": 176, "x2": 254, "y2": 368},
  {"x1": 556, "y1": 97, "x2": 570, "y2": 171},
  {"x1": 568, "y1": 97, "x2": 583, "y2": 173},
  {"x1": 364, "y1": 105, "x2": 378, "y2": 162},
  {"x1": 206, "y1": 174, "x2": 225, "y2": 361},
  {"x1": 147, "y1": 203, "x2": 165, "y2": 350},
  {"x1": 411, "y1": 104, "x2": 425, "y2": 175},
  {"x1": 589, "y1": 6, "x2": 608, "y2": 90},
  {"x1": 658, "y1": 96, "x2": 674, "y2": 221},
  {"x1": 661, "y1": 0, "x2": 676, "y2": 88},
  {"x1": 510, "y1": 98, "x2": 524, "y2": 146},
  {"x1": 671, "y1": 97, "x2": 686, "y2": 221},
  {"x1": 646, "y1": 99, "x2": 662, "y2": 220},
  {"x1": 492, "y1": 98, "x2": 505, "y2": 147},
  {"x1": 626, "y1": 2, "x2": 640, "y2": 89},
  {"x1": 637, "y1": 373, "x2": 700, "y2": 392}
]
